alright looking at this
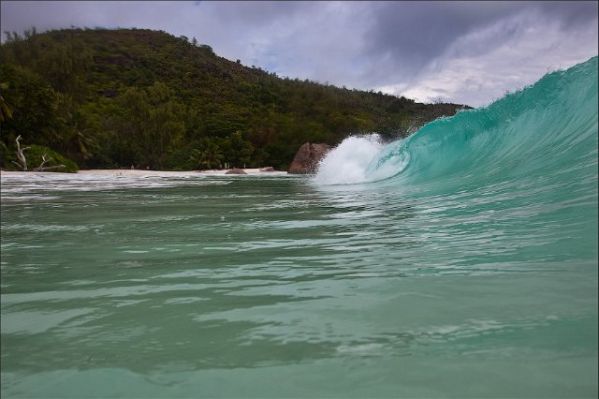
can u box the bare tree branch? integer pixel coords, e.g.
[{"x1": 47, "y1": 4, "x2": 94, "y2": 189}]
[
  {"x1": 33, "y1": 153, "x2": 65, "y2": 172},
  {"x1": 36, "y1": 153, "x2": 49, "y2": 170},
  {"x1": 14, "y1": 135, "x2": 28, "y2": 171}
]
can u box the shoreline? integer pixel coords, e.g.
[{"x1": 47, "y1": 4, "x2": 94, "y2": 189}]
[{"x1": 1, "y1": 168, "x2": 289, "y2": 177}]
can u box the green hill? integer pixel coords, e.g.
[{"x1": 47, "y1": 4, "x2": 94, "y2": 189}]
[{"x1": 0, "y1": 28, "x2": 467, "y2": 170}]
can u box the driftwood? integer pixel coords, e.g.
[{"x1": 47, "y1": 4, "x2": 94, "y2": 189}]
[
  {"x1": 37, "y1": 153, "x2": 49, "y2": 170},
  {"x1": 33, "y1": 153, "x2": 65, "y2": 172},
  {"x1": 11, "y1": 136, "x2": 65, "y2": 171},
  {"x1": 11, "y1": 135, "x2": 30, "y2": 171}
]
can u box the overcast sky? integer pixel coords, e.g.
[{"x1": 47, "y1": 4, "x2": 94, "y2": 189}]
[{"x1": 1, "y1": 1, "x2": 597, "y2": 107}]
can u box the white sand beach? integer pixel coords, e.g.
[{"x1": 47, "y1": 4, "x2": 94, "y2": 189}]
[{"x1": 1, "y1": 168, "x2": 288, "y2": 178}]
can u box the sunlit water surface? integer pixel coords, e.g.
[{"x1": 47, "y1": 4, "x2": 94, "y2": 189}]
[{"x1": 1, "y1": 170, "x2": 596, "y2": 398}]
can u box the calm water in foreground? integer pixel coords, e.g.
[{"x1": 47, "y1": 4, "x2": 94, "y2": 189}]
[{"x1": 1, "y1": 170, "x2": 597, "y2": 398}]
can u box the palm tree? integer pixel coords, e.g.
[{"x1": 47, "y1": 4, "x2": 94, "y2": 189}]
[
  {"x1": 0, "y1": 83, "x2": 13, "y2": 124},
  {"x1": 191, "y1": 138, "x2": 224, "y2": 170}
]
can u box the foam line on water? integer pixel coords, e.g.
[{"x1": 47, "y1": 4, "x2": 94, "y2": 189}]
[{"x1": 313, "y1": 134, "x2": 410, "y2": 185}]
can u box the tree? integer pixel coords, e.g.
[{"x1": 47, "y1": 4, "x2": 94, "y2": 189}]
[
  {"x1": 111, "y1": 82, "x2": 186, "y2": 169},
  {"x1": 190, "y1": 138, "x2": 223, "y2": 170},
  {"x1": 0, "y1": 83, "x2": 13, "y2": 123},
  {"x1": 0, "y1": 64, "x2": 63, "y2": 149},
  {"x1": 218, "y1": 131, "x2": 254, "y2": 168}
]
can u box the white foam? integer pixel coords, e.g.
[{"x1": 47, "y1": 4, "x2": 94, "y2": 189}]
[
  {"x1": 0, "y1": 169, "x2": 287, "y2": 194},
  {"x1": 313, "y1": 134, "x2": 384, "y2": 185},
  {"x1": 313, "y1": 134, "x2": 408, "y2": 185}
]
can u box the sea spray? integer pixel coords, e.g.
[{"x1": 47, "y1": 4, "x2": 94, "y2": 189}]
[
  {"x1": 313, "y1": 134, "x2": 384, "y2": 185},
  {"x1": 313, "y1": 134, "x2": 412, "y2": 185}
]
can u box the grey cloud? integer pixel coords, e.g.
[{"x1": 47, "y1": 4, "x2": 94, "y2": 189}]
[
  {"x1": 195, "y1": 1, "x2": 312, "y2": 26},
  {"x1": 364, "y1": 2, "x2": 520, "y2": 71},
  {"x1": 1, "y1": 1, "x2": 596, "y2": 107},
  {"x1": 537, "y1": 1, "x2": 599, "y2": 27},
  {"x1": 361, "y1": 1, "x2": 597, "y2": 82}
]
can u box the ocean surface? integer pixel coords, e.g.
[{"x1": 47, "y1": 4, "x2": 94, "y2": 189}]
[{"x1": 1, "y1": 57, "x2": 597, "y2": 398}]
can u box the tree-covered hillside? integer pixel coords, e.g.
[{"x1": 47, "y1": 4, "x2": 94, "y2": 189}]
[{"x1": 0, "y1": 28, "x2": 466, "y2": 170}]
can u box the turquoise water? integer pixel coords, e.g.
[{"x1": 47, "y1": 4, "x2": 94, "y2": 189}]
[{"x1": 1, "y1": 57, "x2": 597, "y2": 398}]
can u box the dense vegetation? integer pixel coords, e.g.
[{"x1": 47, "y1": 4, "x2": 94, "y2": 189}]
[{"x1": 0, "y1": 28, "x2": 466, "y2": 171}]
